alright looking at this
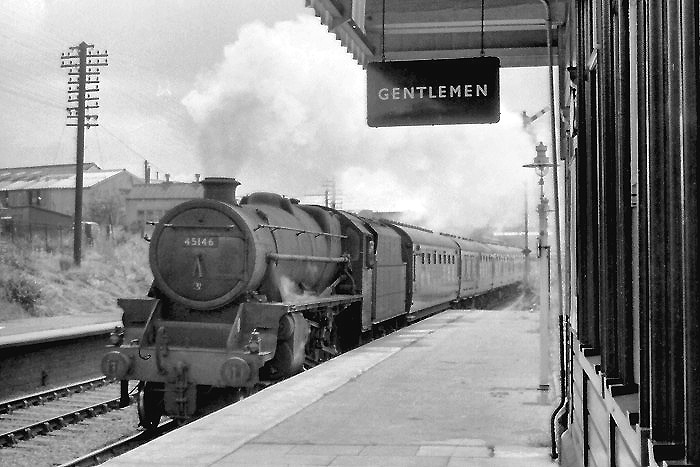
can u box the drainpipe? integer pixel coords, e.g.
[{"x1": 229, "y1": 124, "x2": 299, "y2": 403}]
[{"x1": 539, "y1": 0, "x2": 567, "y2": 460}]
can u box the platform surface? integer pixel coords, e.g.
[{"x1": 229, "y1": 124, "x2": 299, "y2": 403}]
[
  {"x1": 106, "y1": 308, "x2": 556, "y2": 466},
  {"x1": 0, "y1": 312, "x2": 120, "y2": 347}
]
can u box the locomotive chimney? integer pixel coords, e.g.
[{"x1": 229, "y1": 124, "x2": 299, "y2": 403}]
[{"x1": 201, "y1": 177, "x2": 240, "y2": 204}]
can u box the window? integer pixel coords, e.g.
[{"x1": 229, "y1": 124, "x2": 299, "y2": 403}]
[{"x1": 28, "y1": 190, "x2": 41, "y2": 206}]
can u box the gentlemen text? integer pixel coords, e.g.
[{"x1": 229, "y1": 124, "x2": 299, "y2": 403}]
[{"x1": 377, "y1": 84, "x2": 489, "y2": 101}]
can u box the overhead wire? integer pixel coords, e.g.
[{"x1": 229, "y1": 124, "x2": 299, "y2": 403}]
[
  {"x1": 0, "y1": 6, "x2": 198, "y2": 178},
  {"x1": 98, "y1": 124, "x2": 170, "y2": 177}
]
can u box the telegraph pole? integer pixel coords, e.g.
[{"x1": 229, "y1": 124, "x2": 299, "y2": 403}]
[
  {"x1": 323, "y1": 179, "x2": 340, "y2": 209},
  {"x1": 61, "y1": 42, "x2": 107, "y2": 265}
]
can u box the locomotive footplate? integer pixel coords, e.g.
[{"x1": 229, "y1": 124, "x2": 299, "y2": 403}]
[
  {"x1": 103, "y1": 296, "x2": 362, "y2": 419},
  {"x1": 104, "y1": 299, "x2": 286, "y2": 388}
]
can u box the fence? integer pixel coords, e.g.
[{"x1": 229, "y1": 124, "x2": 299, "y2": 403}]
[{"x1": 0, "y1": 219, "x2": 100, "y2": 253}]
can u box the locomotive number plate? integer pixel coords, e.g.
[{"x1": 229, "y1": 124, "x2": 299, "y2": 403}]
[{"x1": 182, "y1": 236, "x2": 219, "y2": 248}]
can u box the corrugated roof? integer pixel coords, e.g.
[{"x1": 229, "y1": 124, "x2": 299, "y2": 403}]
[
  {"x1": 0, "y1": 163, "x2": 101, "y2": 181},
  {"x1": 127, "y1": 183, "x2": 203, "y2": 200},
  {"x1": 0, "y1": 169, "x2": 127, "y2": 191}
]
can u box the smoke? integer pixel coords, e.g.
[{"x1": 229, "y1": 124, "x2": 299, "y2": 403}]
[{"x1": 182, "y1": 15, "x2": 544, "y2": 237}]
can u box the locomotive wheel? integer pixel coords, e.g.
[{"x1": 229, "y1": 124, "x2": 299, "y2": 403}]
[{"x1": 137, "y1": 382, "x2": 164, "y2": 431}]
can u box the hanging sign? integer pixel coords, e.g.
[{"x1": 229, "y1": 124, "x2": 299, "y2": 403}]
[{"x1": 366, "y1": 57, "x2": 500, "y2": 127}]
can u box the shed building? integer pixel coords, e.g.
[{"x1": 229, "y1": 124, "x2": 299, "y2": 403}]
[
  {"x1": 0, "y1": 163, "x2": 141, "y2": 226},
  {"x1": 125, "y1": 182, "x2": 203, "y2": 231}
]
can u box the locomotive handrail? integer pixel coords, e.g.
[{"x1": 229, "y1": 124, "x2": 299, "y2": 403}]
[
  {"x1": 254, "y1": 224, "x2": 347, "y2": 239},
  {"x1": 152, "y1": 222, "x2": 239, "y2": 230},
  {"x1": 267, "y1": 253, "x2": 350, "y2": 263}
]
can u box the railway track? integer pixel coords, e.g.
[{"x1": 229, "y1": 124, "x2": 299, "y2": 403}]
[
  {"x1": 57, "y1": 419, "x2": 179, "y2": 467},
  {"x1": 0, "y1": 377, "x2": 131, "y2": 448}
]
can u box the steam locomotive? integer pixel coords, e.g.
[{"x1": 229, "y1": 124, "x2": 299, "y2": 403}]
[{"x1": 101, "y1": 177, "x2": 524, "y2": 428}]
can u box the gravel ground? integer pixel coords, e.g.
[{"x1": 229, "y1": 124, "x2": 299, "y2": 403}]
[{"x1": 0, "y1": 405, "x2": 141, "y2": 466}]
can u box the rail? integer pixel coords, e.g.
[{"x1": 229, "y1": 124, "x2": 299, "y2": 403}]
[
  {"x1": 0, "y1": 379, "x2": 132, "y2": 448},
  {"x1": 57, "y1": 419, "x2": 179, "y2": 467}
]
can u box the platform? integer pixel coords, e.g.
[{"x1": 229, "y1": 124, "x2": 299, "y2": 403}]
[
  {"x1": 0, "y1": 312, "x2": 120, "y2": 347},
  {"x1": 106, "y1": 308, "x2": 556, "y2": 467}
]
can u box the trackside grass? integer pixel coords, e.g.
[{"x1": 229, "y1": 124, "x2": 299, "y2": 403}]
[{"x1": 0, "y1": 231, "x2": 152, "y2": 320}]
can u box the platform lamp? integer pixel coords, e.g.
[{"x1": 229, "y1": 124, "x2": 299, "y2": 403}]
[{"x1": 523, "y1": 142, "x2": 554, "y2": 392}]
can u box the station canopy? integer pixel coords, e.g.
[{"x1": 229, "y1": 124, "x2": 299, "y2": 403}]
[{"x1": 305, "y1": 0, "x2": 568, "y2": 68}]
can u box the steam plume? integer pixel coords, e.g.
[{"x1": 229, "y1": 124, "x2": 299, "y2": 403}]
[{"x1": 183, "y1": 16, "x2": 545, "y2": 236}]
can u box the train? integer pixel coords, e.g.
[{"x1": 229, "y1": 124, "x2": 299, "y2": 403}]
[{"x1": 101, "y1": 177, "x2": 524, "y2": 429}]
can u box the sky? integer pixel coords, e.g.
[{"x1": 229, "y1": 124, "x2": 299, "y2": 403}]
[{"x1": 0, "y1": 0, "x2": 554, "y2": 237}]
